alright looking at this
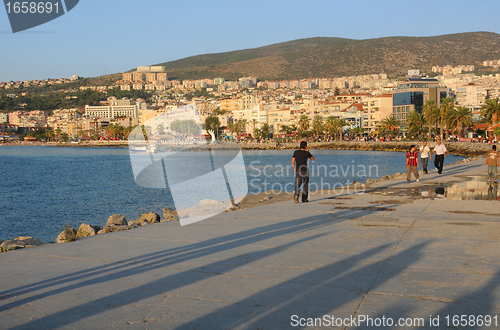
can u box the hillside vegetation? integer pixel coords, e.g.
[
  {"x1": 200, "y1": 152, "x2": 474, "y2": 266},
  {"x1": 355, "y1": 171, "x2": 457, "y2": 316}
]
[{"x1": 146, "y1": 32, "x2": 500, "y2": 80}]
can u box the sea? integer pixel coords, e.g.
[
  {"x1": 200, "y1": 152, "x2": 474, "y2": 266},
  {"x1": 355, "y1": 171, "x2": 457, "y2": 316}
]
[{"x1": 0, "y1": 146, "x2": 463, "y2": 243}]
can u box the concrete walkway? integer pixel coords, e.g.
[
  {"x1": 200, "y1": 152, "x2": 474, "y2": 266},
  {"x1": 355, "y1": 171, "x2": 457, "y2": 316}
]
[{"x1": 1, "y1": 159, "x2": 500, "y2": 329}]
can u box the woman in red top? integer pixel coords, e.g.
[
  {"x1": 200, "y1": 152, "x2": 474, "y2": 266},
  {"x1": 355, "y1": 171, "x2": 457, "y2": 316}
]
[{"x1": 406, "y1": 145, "x2": 420, "y2": 183}]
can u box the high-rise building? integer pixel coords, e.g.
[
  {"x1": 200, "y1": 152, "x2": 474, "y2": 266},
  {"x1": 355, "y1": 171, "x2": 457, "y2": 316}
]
[{"x1": 392, "y1": 77, "x2": 447, "y2": 126}]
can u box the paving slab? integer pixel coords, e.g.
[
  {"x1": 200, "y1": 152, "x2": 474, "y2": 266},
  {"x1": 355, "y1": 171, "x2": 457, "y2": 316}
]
[{"x1": 1, "y1": 159, "x2": 500, "y2": 329}]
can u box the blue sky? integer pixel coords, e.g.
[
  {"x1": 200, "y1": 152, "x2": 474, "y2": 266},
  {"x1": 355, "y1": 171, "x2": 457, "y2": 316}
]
[{"x1": 1, "y1": 0, "x2": 500, "y2": 82}]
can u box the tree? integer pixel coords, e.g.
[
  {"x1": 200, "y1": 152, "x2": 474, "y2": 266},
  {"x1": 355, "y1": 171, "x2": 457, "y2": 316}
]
[
  {"x1": 312, "y1": 115, "x2": 324, "y2": 139},
  {"x1": 406, "y1": 111, "x2": 426, "y2": 138},
  {"x1": 336, "y1": 118, "x2": 348, "y2": 140},
  {"x1": 60, "y1": 132, "x2": 69, "y2": 142},
  {"x1": 446, "y1": 106, "x2": 473, "y2": 138},
  {"x1": 204, "y1": 115, "x2": 220, "y2": 141},
  {"x1": 237, "y1": 119, "x2": 247, "y2": 135},
  {"x1": 334, "y1": 87, "x2": 341, "y2": 96},
  {"x1": 260, "y1": 123, "x2": 270, "y2": 139},
  {"x1": 298, "y1": 115, "x2": 310, "y2": 132},
  {"x1": 157, "y1": 124, "x2": 165, "y2": 135},
  {"x1": 379, "y1": 116, "x2": 399, "y2": 137},
  {"x1": 106, "y1": 123, "x2": 124, "y2": 139},
  {"x1": 422, "y1": 100, "x2": 440, "y2": 139},
  {"x1": 279, "y1": 125, "x2": 291, "y2": 135},
  {"x1": 55, "y1": 128, "x2": 62, "y2": 142},
  {"x1": 480, "y1": 97, "x2": 500, "y2": 124},
  {"x1": 439, "y1": 97, "x2": 455, "y2": 138},
  {"x1": 171, "y1": 119, "x2": 200, "y2": 136},
  {"x1": 325, "y1": 116, "x2": 338, "y2": 141},
  {"x1": 250, "y1": 119, "x2": 259, "y2": 138}
]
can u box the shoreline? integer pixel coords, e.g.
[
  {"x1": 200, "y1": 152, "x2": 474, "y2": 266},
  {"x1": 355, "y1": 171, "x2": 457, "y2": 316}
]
[
  {"x1": 0, "y1": 153, "x2": 479, "y2": 251},
  {"x1": 2, "y1": 140, "x2": 495, "y2": 157}
]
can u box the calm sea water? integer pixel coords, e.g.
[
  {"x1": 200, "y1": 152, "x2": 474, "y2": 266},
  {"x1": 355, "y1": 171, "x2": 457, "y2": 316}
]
[{"x1": 0, "y1": 146, "x2": 463, "y2": 242}]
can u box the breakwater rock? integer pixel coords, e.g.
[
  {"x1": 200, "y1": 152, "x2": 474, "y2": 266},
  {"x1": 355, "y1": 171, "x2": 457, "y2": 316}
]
[
  {"x1": 240, "y1": 141, "x2": 494, "y2": 157},
  {"x1": 0, "y1": 237, "x2": 45, "y2": 252},
  {"x1": 51, "y1": 140, "x2": 494, "y2": 157}
]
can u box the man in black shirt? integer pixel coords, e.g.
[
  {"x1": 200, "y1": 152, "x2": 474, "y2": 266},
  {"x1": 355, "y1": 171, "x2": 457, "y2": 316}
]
[{"x1": 292, "y1": 141, "x2": 315, "y2": 203}]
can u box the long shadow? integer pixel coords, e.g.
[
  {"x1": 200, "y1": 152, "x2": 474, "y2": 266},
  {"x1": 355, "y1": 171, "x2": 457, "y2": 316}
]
[
  {"x1": 0, "y1": 212, "x2": 343, "y2": 301},
  {"x1": 173, "y1": 241, "x2": 431, "y2": 329},
  {"x1": 3, "y1": 234, "x2": 384, "y2": 330},
  {"x1": 370, "y1": 267, "x2": 500, "y2": 330},
  {"x1": 1, "y1": 205, "x2": 387, "y2": 323},
  {"x1": 1, "y1": 204, "x2": 384, "y2": 302},
  {"x1": 428, "y1": 267, "x2": 500, "y2": 330}
]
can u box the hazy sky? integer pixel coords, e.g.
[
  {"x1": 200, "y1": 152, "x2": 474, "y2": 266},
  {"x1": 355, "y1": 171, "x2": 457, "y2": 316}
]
[{"x1": 1, "y1": 0, "x2": 500, "y2": 82}]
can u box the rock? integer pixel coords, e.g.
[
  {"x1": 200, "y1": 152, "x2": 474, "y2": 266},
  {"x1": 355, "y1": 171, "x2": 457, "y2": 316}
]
[
  {"x1": 381, "y1": 175, "x2": 390, "y2": 180},
  {"x1": 162, "y1": 207, "x2": 179, "y2": 222},
  {"x1": 138, "y1": 212, "x2": 160, "y2": 224},
  {"x1": 106, "y1": 214, "x2": 127, "y2": 226},
  {"x1": 97, "y1": 225, "x2": 129, "y2": 234},
  {"x1": 366, "y1": 178, "x2": 378, "y2": 184},
  {"x1": 0, "y1": 237, "x2": 45, "y2": 252},
  {"x1": 76, "y1": 223, "x2": 98, "y2": 238},
  {"x1": 56, "y1": 228, "x2": 77, "y2": 243}
]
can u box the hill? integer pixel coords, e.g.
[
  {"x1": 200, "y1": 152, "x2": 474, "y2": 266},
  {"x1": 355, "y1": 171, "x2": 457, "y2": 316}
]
[{"x1": 148, "y1": 32, "x2": 500, "y2": 80}]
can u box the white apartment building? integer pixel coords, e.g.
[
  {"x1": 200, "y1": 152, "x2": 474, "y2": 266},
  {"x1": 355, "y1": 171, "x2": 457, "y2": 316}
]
[
  {"x1": 85, "y1": 104, "x2": 138, "y2": 119},
  {"x1": 456, "y1": 83, "x2": 487, "y2": 121}
]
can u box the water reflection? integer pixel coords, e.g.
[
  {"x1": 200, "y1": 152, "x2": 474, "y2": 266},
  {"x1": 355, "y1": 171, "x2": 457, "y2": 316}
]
[{"x1": 419, "y1": 177, "x2": 499, "y2": 201}]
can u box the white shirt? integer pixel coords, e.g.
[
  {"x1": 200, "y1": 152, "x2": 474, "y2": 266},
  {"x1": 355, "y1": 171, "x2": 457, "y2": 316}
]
[
  {"x1": 420, "y1": 145, "x2": 430, "y2": 158},
  {"x1": 434, "y1": 144, "x2": 447, "y2": 155}
]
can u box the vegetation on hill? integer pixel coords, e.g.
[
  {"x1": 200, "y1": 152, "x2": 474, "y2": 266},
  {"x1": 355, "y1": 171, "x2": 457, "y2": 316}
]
[{"x1": 150, "y1": 32, "x2": 500, "y2": 80}]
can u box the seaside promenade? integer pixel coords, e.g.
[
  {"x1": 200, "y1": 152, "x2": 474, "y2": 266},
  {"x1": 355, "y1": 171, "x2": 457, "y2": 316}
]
[{"x1": 1, "y1": 158, "x2": 500, "y2": 329}]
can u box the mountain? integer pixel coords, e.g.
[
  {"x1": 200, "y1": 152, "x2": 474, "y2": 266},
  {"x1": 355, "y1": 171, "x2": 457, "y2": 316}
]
[{"x1": 151, "y1": 32, "x2": 500, "y2": 80}]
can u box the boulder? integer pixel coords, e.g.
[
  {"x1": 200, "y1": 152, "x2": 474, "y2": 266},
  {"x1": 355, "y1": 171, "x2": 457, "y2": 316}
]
[
  {"x1": 161, "y1": 207, "x2": 179, "y2": 222},
  {"x1": 138, "y1": 212, "x2": 160, "y2": 224},
  {"x1": 76, "y1": 223, "x2": 98, "y2": 238},
  {"x1": 106, "y1": 214, "x2": 127, "y2": 226},
  {"x1": 97, "y1": 225, "x2": 129, "y2": 234},
  {"x1": 56, "y1": 228, "x2": 77, "y2": 243},
  {"x1": 0, "y1": 237, "x2": 45, "y2": 252},
  {"x1": 129, "y1": 212, "x2": 160, "y2": 228}
]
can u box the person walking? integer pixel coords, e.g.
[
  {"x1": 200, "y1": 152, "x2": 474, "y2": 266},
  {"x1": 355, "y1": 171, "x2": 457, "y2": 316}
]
[
  {"x1": 406, "y1": 145, "x2": 420, "y2": 183},
  {"x1": 433, "y1": 137, "x2": 447, "y2": 174},
  {"x1": 419, "y1": 141, "x2": 432, "y2": 174},
  {"x1": 292, "y1": 141, "x2": 315, "y2": 203},
  {"x1": 485, "y1": 144, "x2": 499, "y2": 183}
]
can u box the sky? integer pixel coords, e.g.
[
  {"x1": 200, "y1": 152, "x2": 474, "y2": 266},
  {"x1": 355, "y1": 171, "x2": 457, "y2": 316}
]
[{"x1": 1, "y1": 0, "x2": 500, "y2": 82}]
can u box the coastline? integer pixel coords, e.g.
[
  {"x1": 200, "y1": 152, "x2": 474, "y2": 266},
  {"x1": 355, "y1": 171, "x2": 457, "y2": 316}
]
[
  {"x1": 2, "y1": 140, "x2": 494, "y2": 157},
  {"x1": 0, "y1": 152, "x2": 479, "y2": 250}
]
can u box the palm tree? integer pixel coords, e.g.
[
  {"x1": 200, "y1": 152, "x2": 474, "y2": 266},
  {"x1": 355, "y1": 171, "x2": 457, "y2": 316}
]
[
  {"x1": 422, "y1": 100, "x2": 440, "y2": 139},
  {"x1": 481, "y1": 97, "x2": 500, "y2": 124},
  {"x1": 406, "y1": 111, "x2": 426, "y2": 138},
  {"x1": 250, "y1": 119, "x2": 258, "y2": 138},
  {"x1": 260, "y1": 123, "x2": 270, "y2": 139},
  {"x1": 312, "y1": 115, "x2": 324, "y2": 139},
  {"x1": 439, "y1": 97, "x2": 455, "y2": 139},
  {"x1": 379, "y1": 116, "x2": 399, "y2": 137},
  {"x1": 446, "y1": 106, "x2": 473, "y2": 138},
  {"x1": 324, "y1": 116, "x2": 338, "y2": 141},
  {"x1": 337, "y1": 118, "x2": 348, "y2": 140},
  {"x1": 279, "y1": 125, "x2": 290, "y2": 135},
  {"x1": 55, "y1": 128, "x2": 62, "y2": 142},
  {"x1": 227, "y1": 122, "x2": 237, "y2": 139},
  {"x1": 237, "y1": 119, "x2": 247, "y2": 135},
  {"x1": 298, "y1": 115, "x2": 310, "y2": 132}
]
